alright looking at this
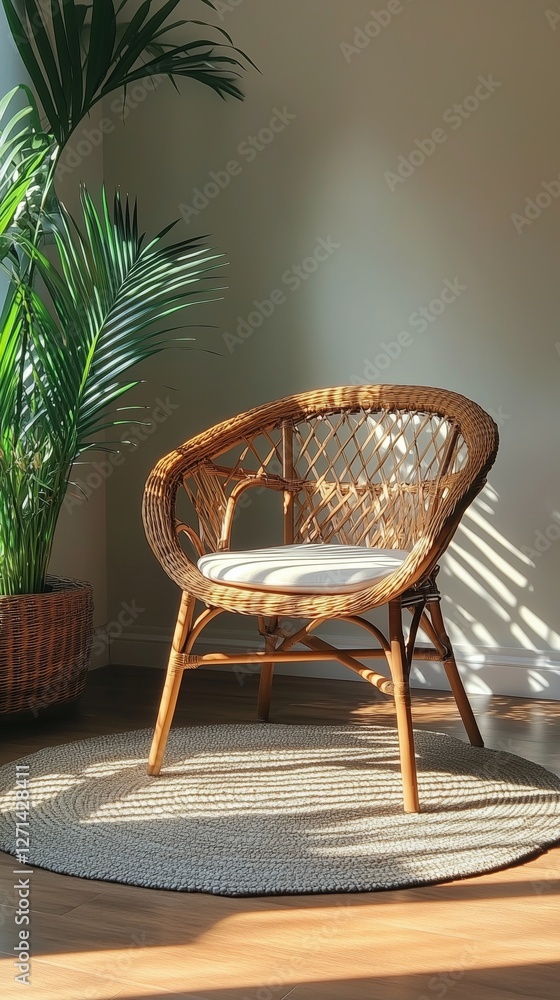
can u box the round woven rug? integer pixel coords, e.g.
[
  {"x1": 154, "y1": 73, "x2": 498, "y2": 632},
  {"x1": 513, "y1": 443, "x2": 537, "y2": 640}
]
[{"x1": 1, "y1": 724, "x2": 559, "y2": 896}]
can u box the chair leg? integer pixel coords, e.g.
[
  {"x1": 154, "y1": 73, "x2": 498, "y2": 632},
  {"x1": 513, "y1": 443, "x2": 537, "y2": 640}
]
[
  {"x1": 147, "y1": 592, "x2": 194, "y2": 776},
  {"x1": 428, "y1": 600, "x2": 484, "y2": 748},
  {"x1": 389, "y1": 600, "x2": 420, "y2": 814},
  {"x1": 257, "y1": 634, "x2": 276, "y2": 722}
]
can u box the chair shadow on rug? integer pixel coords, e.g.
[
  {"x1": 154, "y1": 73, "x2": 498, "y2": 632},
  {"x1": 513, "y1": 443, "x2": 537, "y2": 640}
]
[
  {"x1": 2, "y1": 723, "x2": 559, "y2": 897},
  {"x1": 141, "y1": 385, "x2": 499, "y2": 814}
]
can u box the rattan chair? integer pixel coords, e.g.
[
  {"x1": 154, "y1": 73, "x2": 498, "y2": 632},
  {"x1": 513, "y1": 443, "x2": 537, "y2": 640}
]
[{"x1": 142, "y1": 385, "x2": 499, "y2": 813}]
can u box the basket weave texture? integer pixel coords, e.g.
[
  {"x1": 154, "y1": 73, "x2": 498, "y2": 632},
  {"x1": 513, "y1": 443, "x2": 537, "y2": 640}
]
[{"x1": 0, "y1": 576, "x2": 94, "y2": 716}]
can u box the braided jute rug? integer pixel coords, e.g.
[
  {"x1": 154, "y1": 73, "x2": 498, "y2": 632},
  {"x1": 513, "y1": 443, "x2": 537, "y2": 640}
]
[{"x1": 1, "y1": 724, "x2": 559, "y2": 897}]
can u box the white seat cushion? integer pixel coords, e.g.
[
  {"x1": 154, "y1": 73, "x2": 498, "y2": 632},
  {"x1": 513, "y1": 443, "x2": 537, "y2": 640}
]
[{"x1": 197, "y1": 544, "x2": 409, "y2": 594}]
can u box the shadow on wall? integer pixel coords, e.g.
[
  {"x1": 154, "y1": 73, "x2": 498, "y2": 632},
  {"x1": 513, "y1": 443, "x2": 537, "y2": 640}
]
[{"x1": 412, "y1": 484, "x2": 560, "y2": 698}]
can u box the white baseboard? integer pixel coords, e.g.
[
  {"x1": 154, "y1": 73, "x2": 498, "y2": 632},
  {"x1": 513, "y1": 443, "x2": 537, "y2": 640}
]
[
  {"x1": 109, "y1": 624, "x2": 560, "y2": 700},
  {"x1": 89, "y1": 625, "x2": 111, "y2": 670}
]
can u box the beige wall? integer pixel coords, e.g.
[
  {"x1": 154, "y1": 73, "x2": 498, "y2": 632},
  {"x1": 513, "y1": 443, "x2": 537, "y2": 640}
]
[
  {"x1": 0, "y1": 9, "x2": 21, "y2": 91},
  {"x1": 49, "y1": 110, "x2": 108, "y2": 628},
  {"x1": 101, "y1": 0, "x2": 560, "y2": 694}
]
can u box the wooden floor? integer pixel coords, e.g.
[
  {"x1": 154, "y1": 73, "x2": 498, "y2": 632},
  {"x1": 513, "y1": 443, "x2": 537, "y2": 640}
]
[{"x1": 1, "y1": 664, "x2": 559, "y2": 1000}]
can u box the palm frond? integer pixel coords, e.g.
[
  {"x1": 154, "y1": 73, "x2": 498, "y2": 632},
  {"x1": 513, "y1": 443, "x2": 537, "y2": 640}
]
[
  {"x1": 2, "y1": 0, "x2": 251, "y2": 146},
  {"x1": 38, "y1": 186, "x2": 225, "y2": 449},
  {"x1": 0, "y1": 88, "x2": 53, "y2": 243}
]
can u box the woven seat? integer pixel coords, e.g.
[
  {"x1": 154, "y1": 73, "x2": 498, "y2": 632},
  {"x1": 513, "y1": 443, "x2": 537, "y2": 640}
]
[{"x1": 143, "y1": 385, "x2": 499, "y2": 813}]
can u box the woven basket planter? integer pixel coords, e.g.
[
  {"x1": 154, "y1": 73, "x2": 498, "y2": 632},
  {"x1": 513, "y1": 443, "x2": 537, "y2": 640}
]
[{"x1": 0, "y1": 576, "x2": 94, "y2": 717}]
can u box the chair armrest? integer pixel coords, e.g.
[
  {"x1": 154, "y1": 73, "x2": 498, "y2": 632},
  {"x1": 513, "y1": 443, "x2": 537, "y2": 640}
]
[
  {"x1": 142, "y1": 450, "x2": 289, "y2": 596},
  {"x1": 143, "y1": 447, "x2": 203, "y2": 593},
  {"x1": 218, "y1": 475, "x2": 287, "y2": 550},
  {"x1": 176, "y1": 522, "x2": 205, "y2": 559}
]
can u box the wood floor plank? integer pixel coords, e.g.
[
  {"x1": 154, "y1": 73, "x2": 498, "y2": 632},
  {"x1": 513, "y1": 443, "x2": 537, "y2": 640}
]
[
  {"x1": 282, "y1": 966, "x2": 556, "y2": 1000},
  {"x1": 109, "y1": 989, "x2": 295, "y2": 1000},
  {"x1": 0, "y1": 882, "x2": 102, "y2": 917},
  {"x1": 0, "y1": 954, "x2": 129, "y2": 1000}
]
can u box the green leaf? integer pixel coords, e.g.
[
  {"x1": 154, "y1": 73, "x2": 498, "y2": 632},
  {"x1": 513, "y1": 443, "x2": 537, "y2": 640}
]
[
  {"x1": 2, "y1": 0, "x2": 61, "y2": 129},
  {"x1": 23, "y1": 0, "x2": 69, "y2": 125},
  {"x1": 60, "y1": 0, "x2": 84, "y2": 126},
  {"x1": 84, "y1": 0, "x2": 117, "y2": 104},
  {"x1": 0, "y1": 89, "x2": 53, "y2": 241}
]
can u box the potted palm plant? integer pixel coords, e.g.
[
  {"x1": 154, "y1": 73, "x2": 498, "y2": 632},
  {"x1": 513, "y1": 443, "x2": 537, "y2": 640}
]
[{"x1": 0, "y1": 0, "x2": 250, "y2": 716}]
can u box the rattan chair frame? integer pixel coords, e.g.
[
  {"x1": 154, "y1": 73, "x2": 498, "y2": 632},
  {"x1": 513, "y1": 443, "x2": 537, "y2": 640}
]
[{"x1": 142, "y1": 385, "x2": 499, "y2": 813}]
